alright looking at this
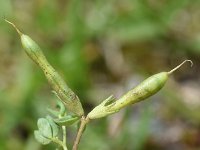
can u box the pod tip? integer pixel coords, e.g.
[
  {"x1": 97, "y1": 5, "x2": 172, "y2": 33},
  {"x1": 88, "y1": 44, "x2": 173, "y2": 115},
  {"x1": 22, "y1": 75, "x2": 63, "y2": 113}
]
[
  {"x1": 168, "y1": 60, "x2": 193, "y2": 75},
  {"x1": 4, "y1": 18, "x2": 22, "y2": 36}
]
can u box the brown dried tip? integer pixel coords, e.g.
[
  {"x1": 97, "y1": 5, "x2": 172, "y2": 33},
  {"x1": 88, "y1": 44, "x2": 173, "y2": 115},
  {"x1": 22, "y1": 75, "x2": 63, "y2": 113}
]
[
  {"x1": 168, "y1": 60, "x2": 193, "y2": 75},
  {"x1": 4, "y1": 18, "x2": 23, "y2": 36}
]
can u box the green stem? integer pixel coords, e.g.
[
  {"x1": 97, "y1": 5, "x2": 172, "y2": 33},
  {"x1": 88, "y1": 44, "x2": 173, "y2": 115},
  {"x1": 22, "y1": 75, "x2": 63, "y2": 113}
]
[
  {"x1": 62, "y1": 126, "x2": 68, "y2": 150},
  {"x1": 51, "y1": 137, "x2": 64, "y2": 148},
  {"x1": 58, "y1": 114, "x2": 68, "y2": 150},
  {"x1": 52, "y1": 137, "x2": 68, "y2": 150}
]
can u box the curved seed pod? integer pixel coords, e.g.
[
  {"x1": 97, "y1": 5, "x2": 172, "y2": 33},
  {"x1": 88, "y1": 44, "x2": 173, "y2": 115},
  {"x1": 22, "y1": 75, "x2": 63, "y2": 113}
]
[
  {"x1": 88, "y1": 60, "x2": 193, "y2": 119},
  {"x1": 5, "y1": 19, "x2": 84, "y2": 116}
]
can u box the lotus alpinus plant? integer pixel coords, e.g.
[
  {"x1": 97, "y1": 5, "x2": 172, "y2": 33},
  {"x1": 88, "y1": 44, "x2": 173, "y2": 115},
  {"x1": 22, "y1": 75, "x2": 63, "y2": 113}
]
[{"x1": 5, "y1": 19, "x2": 193, "y2": 150}]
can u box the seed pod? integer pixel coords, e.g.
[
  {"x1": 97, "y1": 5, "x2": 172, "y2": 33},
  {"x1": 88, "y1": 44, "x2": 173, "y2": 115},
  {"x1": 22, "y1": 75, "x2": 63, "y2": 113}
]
[
  {"x1": 88, "y1": 60, "x2": 193, "y2": 119},
  {"x1": 5, "y1": 19, "x2": 84, "y2": 116}
]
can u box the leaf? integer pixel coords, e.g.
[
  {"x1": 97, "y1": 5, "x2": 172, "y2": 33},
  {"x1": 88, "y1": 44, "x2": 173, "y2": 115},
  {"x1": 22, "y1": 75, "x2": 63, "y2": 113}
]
[
  {"x1": 54, "y1": 115, "x2": 79, "y2": 126},
  {"x1": 46, "y1": 115, "x2": 59, "y2": 137},
  {"x1": 47, "y1": 107, "x2": 60, "y2": 117},
  {"x1": 34, "y1": 130, "x2": 51, "y2": 145},
  {"x1": 56, "y1": 99, "x2": 66, "y2": 116},
  {"x1": 49, "y1": 91, "x2": 67, "y2": 117},
  {"x1": 37, "y1": 118, "x2": 52, "y2": 138}
]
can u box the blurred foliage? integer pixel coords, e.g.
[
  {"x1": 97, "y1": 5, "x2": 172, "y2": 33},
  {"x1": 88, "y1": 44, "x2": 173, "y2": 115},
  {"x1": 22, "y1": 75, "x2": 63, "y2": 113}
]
[{"x1": 0, "y1": 0, "x2": 200, "y2": 150}]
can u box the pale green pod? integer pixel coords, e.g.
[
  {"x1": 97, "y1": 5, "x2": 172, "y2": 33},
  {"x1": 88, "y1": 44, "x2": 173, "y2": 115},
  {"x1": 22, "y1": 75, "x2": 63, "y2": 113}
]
[
  {"x1": 6, "y1": 20, "x2": 84, "y2": 116},
  {"x1": 88, "y1": 60, "x2": 193, "y2": 119},
  {"x1": 113, "y1": 72, "x2": 168, "y2": 110}
]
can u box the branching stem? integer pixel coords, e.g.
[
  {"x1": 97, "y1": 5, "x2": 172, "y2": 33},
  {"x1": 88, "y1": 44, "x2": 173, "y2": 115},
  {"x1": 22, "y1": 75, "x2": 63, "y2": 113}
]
[{"x1": 72, "y1": 116, "x2": 90, "y2": 150}]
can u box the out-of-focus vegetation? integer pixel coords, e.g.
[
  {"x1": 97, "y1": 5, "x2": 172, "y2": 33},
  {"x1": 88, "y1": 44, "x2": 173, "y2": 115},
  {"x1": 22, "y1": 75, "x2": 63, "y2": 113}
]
[{"x1": 0, "y1": 0, "x2": 200, "y2": 150}]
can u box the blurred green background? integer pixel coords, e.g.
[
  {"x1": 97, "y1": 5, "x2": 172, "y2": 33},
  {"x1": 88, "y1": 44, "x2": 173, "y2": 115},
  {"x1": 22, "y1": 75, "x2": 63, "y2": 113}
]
[{"x1": 0, "y1": 0, "x2": 200, "y2": 150}]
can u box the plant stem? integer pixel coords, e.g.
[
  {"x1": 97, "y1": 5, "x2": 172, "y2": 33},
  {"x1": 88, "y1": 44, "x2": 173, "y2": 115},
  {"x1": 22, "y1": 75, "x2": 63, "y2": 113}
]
[
  {"x1": 58, "y1": 113, "x2": 68, "y2": 150},
  {"x1": 72, "y1": 116, "x2": 90, "y2": 150},
  {"x1": 51, "y1": 137, "x2": 64, "y2": 148},
  {"x1": 63, "y1": 144, "x2": 68, "y2": 150},
  {"x1": 52, "y1": 135, "x2": 68, "y2": 150},
  {"x1": 62, "y1": 126, "x2": 68, "y2": 150}
]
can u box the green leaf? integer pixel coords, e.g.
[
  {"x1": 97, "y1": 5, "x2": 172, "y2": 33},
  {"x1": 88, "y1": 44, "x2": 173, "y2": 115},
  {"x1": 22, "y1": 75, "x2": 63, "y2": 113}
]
[
  {"x1": 49, "y1": 91, "x2": 67, "y2": 117},
  {"x1": 37, "y1": 118, "x2": 52, "y2": 138},
  {"x1": 47, "y1": 108, "x2": 60, "y2": 117},
  {"x1": 34, "y1": 130, "x2": 51, "y2": 145},
  {"x1": 46, "y1": 116, "x2": 59, "y2": 137},
  {"x1": 54, "y1": 115, "x2": 79, "y2": 126},
  {"x1": 56, "y1": 100, "x2": 66, "y2": 116}
]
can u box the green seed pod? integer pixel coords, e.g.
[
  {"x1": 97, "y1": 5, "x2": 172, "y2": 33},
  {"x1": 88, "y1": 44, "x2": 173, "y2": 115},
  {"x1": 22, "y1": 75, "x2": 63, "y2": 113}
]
[
  {"x1": 5, "y1": 19, "x2": 84, "y2": 116},
  {"x1": 88, "y1": 60, "x2": 193, "y2": 119}
]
